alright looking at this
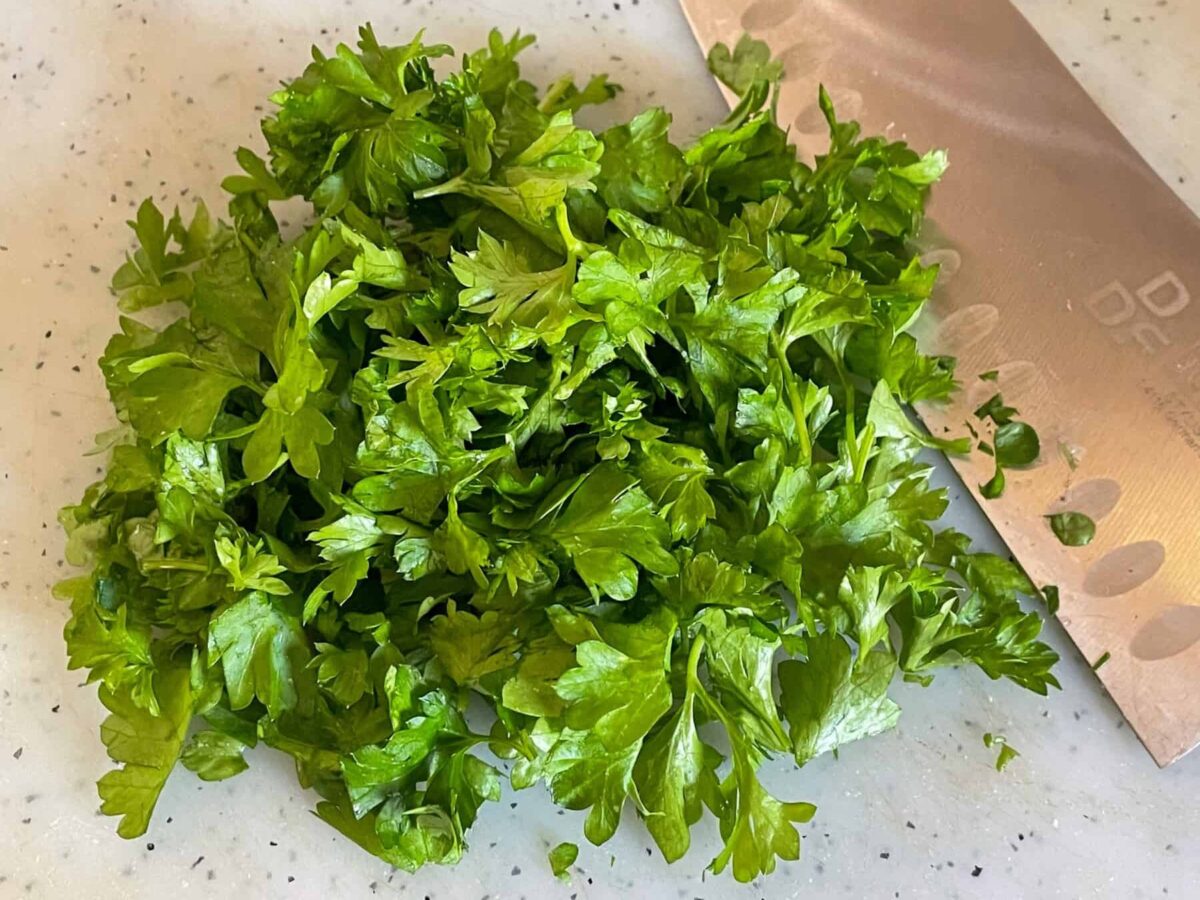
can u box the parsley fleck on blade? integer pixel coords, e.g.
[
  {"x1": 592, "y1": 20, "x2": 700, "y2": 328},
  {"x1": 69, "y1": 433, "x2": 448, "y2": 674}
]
[{"x1": 1046, "y1": 511, "x2": 1096, "y2": 547}]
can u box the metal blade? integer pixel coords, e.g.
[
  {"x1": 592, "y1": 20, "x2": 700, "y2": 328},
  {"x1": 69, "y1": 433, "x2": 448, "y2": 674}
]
[{"x1": 680, "y1": 0, "x2": 1200, "y2": 766}]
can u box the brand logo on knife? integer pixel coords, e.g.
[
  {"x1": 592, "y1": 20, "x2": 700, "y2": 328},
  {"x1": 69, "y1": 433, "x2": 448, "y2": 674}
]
[{"x1": 1084, "y1": 271, "x2": 1190, "y2": 354}]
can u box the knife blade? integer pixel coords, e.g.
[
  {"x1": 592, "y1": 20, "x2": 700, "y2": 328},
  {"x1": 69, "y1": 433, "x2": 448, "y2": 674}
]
[{"x1": 679, "y1": 0, "x2": 1200, "y2": 766}]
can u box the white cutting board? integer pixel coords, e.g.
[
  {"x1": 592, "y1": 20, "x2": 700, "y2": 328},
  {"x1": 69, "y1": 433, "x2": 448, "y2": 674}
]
[{"x1": 1, "y1": 1, "x2": 1198, "y2": 897}]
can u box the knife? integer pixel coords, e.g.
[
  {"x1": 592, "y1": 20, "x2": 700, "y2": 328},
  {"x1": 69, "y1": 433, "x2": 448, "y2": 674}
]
[{"x1": 679, "y1": 0, "x2": 1200, "y2": 766}]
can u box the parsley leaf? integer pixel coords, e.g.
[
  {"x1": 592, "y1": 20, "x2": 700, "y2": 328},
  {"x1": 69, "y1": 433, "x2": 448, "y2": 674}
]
[
  {"x1": 543, "y1": 729, "x2": 640, "y2": 845},
  {"x1": 540, "y1": 465, "x2": 678, "y2": 601},
  {"x1": 1046, "y1": 511, "x2": 1096, "y2": 547},
  {"x1": 556, "y1": 637, "x2": 673, "y2": 750},
  {"x1": 180, "y1": 731, "x2": 250, "y2": 781},
  {"x1": 982, "y1": 732, "x2": 1020, "y2": 771},
  {"x1": 207, "y1": 593, "x2": 315, "y2": 718},
  {"x1": 97, "y1": 664, "x2": 193, "y2": 837},
  {"x1": 548, "y1": 841, "x2": 579, "y2": 880},
  {"x1": 994, "y1": 421, "x2": 1041, "y2": 467},
  {"x1": 779, "y1": 633, "x2": 901, "y2": 765},
  {"x1": 633, "y1": 684, "x2": 712, "y2": 862}
]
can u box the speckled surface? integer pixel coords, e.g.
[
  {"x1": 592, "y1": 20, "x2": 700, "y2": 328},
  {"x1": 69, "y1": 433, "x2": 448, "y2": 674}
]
[{"x1": 2, "y1": 1, "x2": 1199, "y2": 898}]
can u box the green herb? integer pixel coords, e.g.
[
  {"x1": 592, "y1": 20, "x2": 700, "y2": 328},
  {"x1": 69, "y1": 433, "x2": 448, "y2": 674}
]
[
  {"x1": 179, "y1": 731, "x2": 250, "y2": 781},
  {"x1": 994, "y1": 421, "x2": 1040, "y2": 467},
  {"x1": 979, "y1": 462, "x2": 1006, "y2": 500},
  {"x1": 1040, "y1": 584, "x2": 1060, "y2": 616},
  {"x1": 57, "y1": 27, "x2": 1059, "y2": 883},
  {"x1": 1046, "y1": 511, "x2": 1095, "y2": 547},
  {"x1": 982, "y1": 732, "x2": 1020, "y2": 771},
  {"x1": 978, "y1": 369, "x2": 999, "y2": 381},
  {"x1": 549, "y1": 841, "x2": 579, "y2": 880},
  {"x1": 973, "y1": 392, "x2": 1016, "y2": 425},
  {"x1": 1092, "y1": 651, "x2": 1112, "y2": 671},
  {"x1": 968, "y1": 390, "x2": 1039, "y2": 500}
]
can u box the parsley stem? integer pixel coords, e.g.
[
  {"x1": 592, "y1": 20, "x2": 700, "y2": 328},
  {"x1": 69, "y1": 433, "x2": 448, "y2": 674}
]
[
  {"x1": 140, "y1": 559, "x2": 208, "y2": 572},
  {"x1": 853, "y1": 422, "x2": 874, "y2": 483},
  {"x1": 685, "y1": 633, "x2": 707, "y2": 687},
  {"x1": 538, "y1": 77, "x2": 571, "y2": 114},
  {"x1": 554, "y1": 204, "x2": 589, "y2": 259},
  {"x1": 412, "y1": 174, "x2": 465, "y2": 201},
  {"x1": 771, "y1": 334, "x2": 812, "y2": 464}
]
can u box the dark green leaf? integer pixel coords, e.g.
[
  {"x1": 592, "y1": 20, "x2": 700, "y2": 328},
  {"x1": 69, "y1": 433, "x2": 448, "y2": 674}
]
[
  {"x1": 1045, "y1": 511, "x2": 1095, "y2": 547},
  {"x1": 979, "y1": 461, "x2": 1006, "y2": 499},
  {"x1": 994, "y1": 421, "x2": 1040, "y2": 467}
]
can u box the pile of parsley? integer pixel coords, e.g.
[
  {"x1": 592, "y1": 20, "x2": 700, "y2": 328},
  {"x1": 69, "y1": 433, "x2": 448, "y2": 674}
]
[{"x1": 57, "y1": 26, "x2": 1058, "y2": 883}]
